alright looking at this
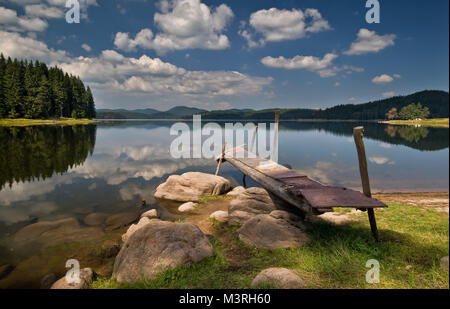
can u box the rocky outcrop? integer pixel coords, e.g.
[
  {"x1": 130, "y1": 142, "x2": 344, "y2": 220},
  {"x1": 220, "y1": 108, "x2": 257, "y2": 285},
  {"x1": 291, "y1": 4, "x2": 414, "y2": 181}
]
[
  {"x1": 154, "y1": 172, "x2": 230, "y2": 202},
  {"x1": 112, "y1": 221, "x2": 214, "y2": 283},
  {"x1": 237, "y1": 211, "x2": 310, "y2": 250},
  {"x1": 251, "y1": 268, "x2": 306, "y2": 289},
  {"x1": 210, "y1": 211, "x2": 228, "y2": 223},
  {"x1": 228, "y1": 188, "x2": 277, "y2": 226},
  {"x1": 51, "y1": 268, "x2": 96, "y2": 289}
]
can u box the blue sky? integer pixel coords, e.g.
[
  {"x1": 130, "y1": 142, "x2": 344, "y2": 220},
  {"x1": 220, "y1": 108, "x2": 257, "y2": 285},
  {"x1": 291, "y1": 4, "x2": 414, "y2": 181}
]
[{"x1": 0, "y1": 0, "x2": 448, "y2": 110}]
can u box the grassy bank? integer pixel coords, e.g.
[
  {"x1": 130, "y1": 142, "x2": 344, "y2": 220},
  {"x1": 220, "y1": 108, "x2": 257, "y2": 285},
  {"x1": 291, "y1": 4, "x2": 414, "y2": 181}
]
[
  {"x1": 91, "y1": 202, "x2": 449, "y2": 289},
  {"x1": 0, "y1": 118, "x2": 97, "y2": 127},
  {"x1": 380, "y1": 118, "x2": 449, "y2": 128}
]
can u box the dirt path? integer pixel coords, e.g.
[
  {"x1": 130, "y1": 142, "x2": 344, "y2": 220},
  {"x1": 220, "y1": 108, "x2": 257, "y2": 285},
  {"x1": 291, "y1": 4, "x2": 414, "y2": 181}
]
[
  {"x1": 184, "y1": 192, "x2": 449, "y2": 234},
  {"x1": 374, "y1": 192, "x2": 449, "y2": 214}
]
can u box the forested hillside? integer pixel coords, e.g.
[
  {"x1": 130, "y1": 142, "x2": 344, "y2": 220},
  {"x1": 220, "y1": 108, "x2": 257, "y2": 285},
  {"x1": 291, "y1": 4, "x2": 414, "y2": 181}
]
[{"x1": 0, "y1": 54, "x2": 95, "y2": 119}]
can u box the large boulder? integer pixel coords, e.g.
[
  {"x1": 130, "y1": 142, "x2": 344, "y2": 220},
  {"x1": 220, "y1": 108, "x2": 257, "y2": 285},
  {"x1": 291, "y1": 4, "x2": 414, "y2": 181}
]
[
  {"x1": 112, "y1": 221, "x2": 215, "y2": 283},
  {"x1": 228, "y1": 188, "x2": 277, "y2": 226},
  {"x1": 237, "y1": 212, "x2": 310, "y2": 250},
  {"x1": 51, "y1": 268, "x2": 96, "y2": 289},
  {"x1": 251, "y1": 268, "x2": 306, "y2": 289},
  {"x1": 154, "y1": 172, "x2": 231, "y2": 202},
  {"x1": 227, "y1": 186, "x2": 246, "y2": 196}
]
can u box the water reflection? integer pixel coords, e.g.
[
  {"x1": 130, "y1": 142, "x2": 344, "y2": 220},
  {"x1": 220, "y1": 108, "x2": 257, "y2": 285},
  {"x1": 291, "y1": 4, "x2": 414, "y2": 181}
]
[
  {"x1": 0, "y1": 125, "x2": 97, "y2": 190},
  {"x1": 0, "y1": 120, "x2": 448, "y2": 288}
]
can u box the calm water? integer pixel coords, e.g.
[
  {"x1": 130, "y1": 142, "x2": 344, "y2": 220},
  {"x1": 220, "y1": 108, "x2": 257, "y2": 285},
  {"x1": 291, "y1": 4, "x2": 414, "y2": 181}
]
[{"x1": 0, "y1": 121, "x2": 448, "y2": 288}]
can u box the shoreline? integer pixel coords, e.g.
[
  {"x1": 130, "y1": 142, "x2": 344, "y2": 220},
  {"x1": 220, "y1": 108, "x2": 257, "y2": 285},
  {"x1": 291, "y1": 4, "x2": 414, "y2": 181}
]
[
  {"x1": 379, "y1": 118, "x2": 449, "y2": 128},
  {"x1": 0, "y1": 118, "x2": 98, "y2": 127}
]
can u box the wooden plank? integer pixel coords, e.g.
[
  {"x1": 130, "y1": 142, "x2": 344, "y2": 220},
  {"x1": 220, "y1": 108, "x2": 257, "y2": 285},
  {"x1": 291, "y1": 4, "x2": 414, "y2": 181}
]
[{"x1": 222, "y1": 145, "x2": 387, "y2": 212}]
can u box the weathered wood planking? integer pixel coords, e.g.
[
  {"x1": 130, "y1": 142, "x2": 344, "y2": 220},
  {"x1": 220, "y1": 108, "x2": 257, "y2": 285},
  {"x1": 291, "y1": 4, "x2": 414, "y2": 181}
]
[{"x1": 221, "y1": 145, "x2": 386, "y2": 213}]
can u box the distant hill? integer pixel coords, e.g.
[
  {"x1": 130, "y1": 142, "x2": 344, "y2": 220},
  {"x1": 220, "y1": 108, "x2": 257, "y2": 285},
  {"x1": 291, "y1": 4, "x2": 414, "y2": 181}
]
[{"x1": 96, "y1": 90, "x2": 449, "y2": 120}]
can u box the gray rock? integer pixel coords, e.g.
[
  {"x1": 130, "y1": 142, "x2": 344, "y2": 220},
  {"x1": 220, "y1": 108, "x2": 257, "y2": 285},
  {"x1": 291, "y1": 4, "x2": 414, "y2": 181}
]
[
  {"x1": 51, "y1": 268, "x2": 96, "y2": 289},
  {"x1": 121, "y1": 217, "x2": 152, "y2": 243},
  {"x1": 141, "y1": 209, "x2": 158, "y2": 219},
  {"x1": 441, "y1": 256, "x2": 449, "y2": 270},
  {"x1": 154, "y1": 172, "x2": 231, "y2": 202},
  {"x1": 228, "y1": 188, "x2": 277, "y2": 226},
  {"x1": 238, "y1": 214, "x2": 310, "y2": 250},
  {"x1": 112, "y1": 221, "x2": 215, "y2": 283},
  {"x1": 210, "y1": 211, "x2": 229, "y2": 223},
  {"x1": 0, "y1": 264, "x2": 14, "y2": 280},
  {"x1": 178, "y1": 202, "x2": 198, "y2": 213},
  {"x1": 104, "y1": 212, "x2": 139, "y2": 232},
  {"x1": 227, "y1": 186, "x2": 246, "y2": 196},
  {"x1": 251, "y1": 268, "x2": 306, "y2": 289},
  {"x1": 40, "y1": 273, "x2": 57, "y2": 289}
]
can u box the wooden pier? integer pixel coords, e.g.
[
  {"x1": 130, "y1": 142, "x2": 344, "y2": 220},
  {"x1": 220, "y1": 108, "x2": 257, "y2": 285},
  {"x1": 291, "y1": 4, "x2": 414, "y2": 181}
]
[{"x1": 216, "y1": 114, "x2": 387, "y2": 240}]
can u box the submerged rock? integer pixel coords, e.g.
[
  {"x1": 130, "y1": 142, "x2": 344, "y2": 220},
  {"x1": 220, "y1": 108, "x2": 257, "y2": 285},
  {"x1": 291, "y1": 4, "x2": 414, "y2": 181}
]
[
  {"x1": 251, "y1": 268, "x2": 306, "y2": 289},
  {"x1": 0, "y1": 264, "x2": 14, "y2": 280},
  {"x1": 112, "y1": 221, "x2": 214, "y2": 283},
  {"x1": 178, "y1": 202, "x2": 198, "y2": 213},
  {"x1": 83, "y1": 213, "x2": 108, "y2": 226},
  {"x1": 237, "y1": 213, "x2": 310, "y2": 250},
  {"x1": 104, "y1": 212, "x2": 139, "y2": 232},
  {"x1": 210, "y1": 211, "x2": 229, "y2": 223},
  {"x1": 14, "y1": 218, "x2": 103, "y2": 247},
  {"x1": 40, "y1": 273, "x2": 57, "y2": 289},
  {"x1": 100, "y1": 240, "x2": 121, "y2": 259},
  {"x1": 51, "y1": 268, "x2": 96, "y2": 289},
  {"x1": 154, "y1": 172, "x2": 231, "y2": 202},
  {"x1": 228, "y1": 188, "x2": 277, "y2": 226}
]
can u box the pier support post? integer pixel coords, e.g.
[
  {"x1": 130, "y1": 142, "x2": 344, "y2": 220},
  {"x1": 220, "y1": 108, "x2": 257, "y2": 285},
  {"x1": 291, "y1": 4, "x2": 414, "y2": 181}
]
[{"x1": 353, "y1": 127, "x2": 379, "y2": 241}]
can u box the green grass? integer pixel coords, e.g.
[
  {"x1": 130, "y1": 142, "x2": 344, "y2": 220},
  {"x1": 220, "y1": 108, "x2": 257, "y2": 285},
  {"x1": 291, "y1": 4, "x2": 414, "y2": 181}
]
[
  {"x1": 91, "y1": 203, "x2": 449, "y2": 289},
  {"x1": 0, "y1": 118, "x2": 97, "y2": 126},
  {"x1": 199, "y1": 195, "x2": 234, "y2": 204},
  {"x1": 381, "y1": 118, "x2": 449, "y2": 128}
]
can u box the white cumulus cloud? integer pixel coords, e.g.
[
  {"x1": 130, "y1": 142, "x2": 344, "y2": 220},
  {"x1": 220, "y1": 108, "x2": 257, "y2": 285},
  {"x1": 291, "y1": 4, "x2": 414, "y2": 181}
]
[
  {"x1": 344, "y1": 28, "x2": 396, "y2": 55},
  {"x1": 114, "y1": 0, "x2": 234, "y2": 54},
  {"x1": 240, "y1": 7, "x2": 331, "y2": 48}
]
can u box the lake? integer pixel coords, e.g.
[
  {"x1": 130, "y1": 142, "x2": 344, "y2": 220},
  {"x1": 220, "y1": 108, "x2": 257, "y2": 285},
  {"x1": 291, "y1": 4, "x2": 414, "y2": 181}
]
[{"x1": 0, "y1": 120, "x2": 448, "y2": 288}]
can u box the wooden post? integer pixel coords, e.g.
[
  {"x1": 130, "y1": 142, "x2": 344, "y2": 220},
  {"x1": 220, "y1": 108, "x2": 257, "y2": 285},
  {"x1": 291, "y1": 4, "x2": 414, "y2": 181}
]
[
  {"x1": 250, "y1": 125, "x2": 258, "y2": 153},
  {"x1": 271, "y1": 111, "x2": 280, "y2": 161},
  {"x1": 353, "y1": 127, "x2": 379, "y2": 241},
  {"x1": 215, "y1": 142, "x2": 227, "y2": 176}
]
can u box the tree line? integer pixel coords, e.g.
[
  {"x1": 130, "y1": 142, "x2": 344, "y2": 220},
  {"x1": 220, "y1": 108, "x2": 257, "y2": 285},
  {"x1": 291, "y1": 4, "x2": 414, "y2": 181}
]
[{"x1": 0, "y1": 54, "x2": 96, "y2": 119}]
